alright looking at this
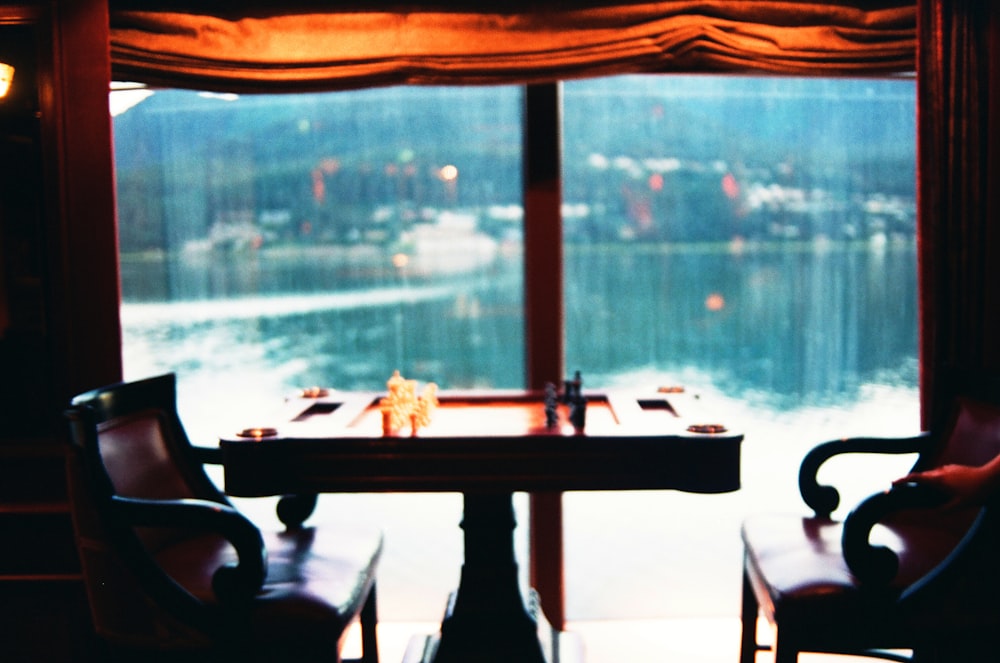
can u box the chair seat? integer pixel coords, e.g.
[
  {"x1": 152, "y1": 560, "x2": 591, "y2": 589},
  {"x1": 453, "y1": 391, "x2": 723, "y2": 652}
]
[
  {"x1": 155, "y1": 523, "x2": 383, "y2": 646},
  {"x1": 741, "y1": 513, "x2": 964, "y2": 639}
]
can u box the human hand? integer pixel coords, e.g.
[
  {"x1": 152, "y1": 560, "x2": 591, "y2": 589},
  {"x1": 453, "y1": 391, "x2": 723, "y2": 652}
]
[{"x1": 893, "y1": 463, "x2": 994, "y2": 509}]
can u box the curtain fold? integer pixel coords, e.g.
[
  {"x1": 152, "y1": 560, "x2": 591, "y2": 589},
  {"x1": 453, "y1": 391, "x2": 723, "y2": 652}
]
[
  {"x1": 109, "y1": 1, "x2": 916, "y2": 91},
  {"x1": 917, "y1": 0, "x2": 993, "y2": 416}
]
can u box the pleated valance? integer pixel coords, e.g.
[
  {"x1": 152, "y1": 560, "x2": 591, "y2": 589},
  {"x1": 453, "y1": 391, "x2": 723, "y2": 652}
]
[{"x1": 109, "y1": 1, "x2": 917, "y2": 91}]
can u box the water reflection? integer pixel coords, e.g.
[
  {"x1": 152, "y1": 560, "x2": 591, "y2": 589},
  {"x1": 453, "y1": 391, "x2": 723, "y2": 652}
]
[
  {"x1": 122, "y1": 239, "x2": 917, "y2": 430},
  {"x1": 565, "y1": 240, "x2": 917, "y2": 409},
  {"x1": 122, "y1": 242, "x2": 917, "y2": 444}
]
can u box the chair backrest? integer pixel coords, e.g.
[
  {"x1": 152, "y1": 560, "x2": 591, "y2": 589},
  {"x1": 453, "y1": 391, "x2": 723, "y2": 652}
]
[
  {"x1": 922, "y1": 368, "x2": 1000, "y2": 471},
  {"x1": 894, "y1": 368, "x2": 1000, "y2": 621},
  {"x1": 64, "y1": 373, "x2": 241, "y2": 647},
  {"x1": 70, "y1": 373, "x2": 223, "y2": 501}
]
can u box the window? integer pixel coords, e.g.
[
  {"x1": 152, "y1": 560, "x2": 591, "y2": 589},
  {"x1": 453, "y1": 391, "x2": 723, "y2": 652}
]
[
  {"x1": 561, "y1": 75, "x2": 917, "y2": 403},
  {"x1": 112, "y1": 74, "x2": 918, "y2": 621},
  {"x1": 560, "y1": 75, "x2": 918, "y2": 618},
  {"x1": 114, "y1": 85, "x2": 525, "y2": 434},
  {"x1": 114, "y1": 85, "x2": 526, "y2": 621}
]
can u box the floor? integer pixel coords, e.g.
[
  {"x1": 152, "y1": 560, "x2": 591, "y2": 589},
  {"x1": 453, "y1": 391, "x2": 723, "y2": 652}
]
[{"x1": 343, "y1": 617, "x2": 907, "y2": 662}]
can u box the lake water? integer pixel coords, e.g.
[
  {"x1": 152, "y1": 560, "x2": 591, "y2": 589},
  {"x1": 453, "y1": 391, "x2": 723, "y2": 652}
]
[
  {"x1": 119, "y1": 239, "x2": 921, "y2": 621},
  {"x1": 121, "y1": 238, "x2": 918, "y2": 403}
]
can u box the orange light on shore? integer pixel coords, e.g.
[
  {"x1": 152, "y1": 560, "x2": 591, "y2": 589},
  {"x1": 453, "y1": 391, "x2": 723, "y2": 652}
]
[
  {"x1": 439, "y1": 164, "x2": 459, "y2": 181},
  {"x1": 705, "y1": 293, "x2": 725, "y2": 311},
  {"x1": 0, "y1": 63, "x2": 14, "y2": 98}
]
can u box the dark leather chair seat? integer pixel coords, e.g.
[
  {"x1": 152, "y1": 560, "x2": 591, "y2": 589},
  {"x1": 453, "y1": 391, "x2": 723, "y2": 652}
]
[
  {"x1": 154, "y1": 526, "x2": 381, "y2": 636},
  {"x1": 742, "y1": 510, "x2": 973, "y2": 636}
]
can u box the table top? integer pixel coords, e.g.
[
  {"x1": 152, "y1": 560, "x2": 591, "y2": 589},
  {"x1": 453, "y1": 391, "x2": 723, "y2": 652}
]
[{"x1": 220, "y1": 388, "x2": 742, "y2": 496}]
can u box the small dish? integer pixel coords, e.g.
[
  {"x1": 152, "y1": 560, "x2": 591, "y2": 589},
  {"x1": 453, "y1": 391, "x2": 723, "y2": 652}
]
[
  {"x1": 687, "y1": 423, "x2": 727, "y2": 434},
  {"x1": 236, "y1": 427, "x2": 279, "y2": 438}
]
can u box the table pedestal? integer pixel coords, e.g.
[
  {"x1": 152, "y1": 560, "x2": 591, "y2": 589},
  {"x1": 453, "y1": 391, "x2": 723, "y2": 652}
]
[{"x1": 401, "y1": 492, "x2": 583, "y2": 663}]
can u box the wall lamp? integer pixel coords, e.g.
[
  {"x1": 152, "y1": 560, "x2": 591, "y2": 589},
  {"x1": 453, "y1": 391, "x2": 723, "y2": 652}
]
[{"x1": 0, "y1": 62, "x2": 13, "y2": 98}]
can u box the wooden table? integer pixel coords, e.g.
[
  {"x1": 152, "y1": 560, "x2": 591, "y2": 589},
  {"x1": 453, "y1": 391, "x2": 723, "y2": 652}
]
[{"x1": 220, "y1": 389, "x2": 742, "y2": 663}]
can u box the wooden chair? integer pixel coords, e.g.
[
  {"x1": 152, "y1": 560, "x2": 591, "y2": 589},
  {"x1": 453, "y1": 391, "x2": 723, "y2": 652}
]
[
  {"x1": 64, "y1": 373, "x2": 382, "y2": 663},
  {"x1": 740, "y1": 368, "x2": 1000, "y2": 662}
]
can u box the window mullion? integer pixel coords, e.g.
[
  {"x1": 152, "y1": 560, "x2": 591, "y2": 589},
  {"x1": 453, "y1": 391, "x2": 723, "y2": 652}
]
[
  {"x1": 523, "y1": 82, "x2": 564, "y2": 389},
  {"x1": 523, "y1": 81, "x2": 566, "y2": 631}
]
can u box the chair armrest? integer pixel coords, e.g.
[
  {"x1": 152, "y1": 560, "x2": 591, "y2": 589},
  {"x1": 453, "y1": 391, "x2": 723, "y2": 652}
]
[
  {"x1": 799, "y1": 433, "x2": 930, "y2": 517},
  {"x1": 840, "y1": 482, "x2": 951, "y2": 585},
  {"x1": 191, "y1": 445, "x2": 224, "y2": 466},
  {"x1": 109, "y1": 495, "x2": 266, "y2": 601}
]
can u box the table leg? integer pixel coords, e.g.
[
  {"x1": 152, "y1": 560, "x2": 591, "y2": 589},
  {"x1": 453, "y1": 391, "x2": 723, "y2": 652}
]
[
  {"x1": 275, "y1": 493, "x2": 318, "y2": 527},
  {"x1": 408, "y1": 492, "x2": 575, "y2": 663}
]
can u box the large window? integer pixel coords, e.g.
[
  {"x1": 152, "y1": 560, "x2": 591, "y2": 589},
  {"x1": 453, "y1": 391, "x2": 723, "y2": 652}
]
[
  {"x1": 558, "y1": 75, "x2": 918, "y2": 619},
  {"x1": 112, "y1": 74, "x2": 918, "y2": 621}
]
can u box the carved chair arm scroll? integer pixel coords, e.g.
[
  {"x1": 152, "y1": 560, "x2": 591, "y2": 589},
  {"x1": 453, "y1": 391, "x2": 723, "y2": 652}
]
[
  {"x1": 109, "y1": 495, "x2": 267, "y2": 602},
  {"x1": 840, "y1": 482, "x2": 951, "y2": 585},
  {"x1": 798, "y1": 434, "x2": 931, "y2": 518}
]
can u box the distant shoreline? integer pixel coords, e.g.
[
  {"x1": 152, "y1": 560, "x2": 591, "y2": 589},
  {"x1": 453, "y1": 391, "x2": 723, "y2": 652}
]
[{"x1": 119, "y1": 234, "x2": 916, "y2": 265}]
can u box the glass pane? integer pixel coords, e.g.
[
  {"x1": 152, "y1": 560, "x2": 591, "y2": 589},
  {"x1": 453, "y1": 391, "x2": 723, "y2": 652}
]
[
  {"x1": 114, "y1": 86, "x2": 524, "y2": 434},
  {"x1": 112, "y1": 85, "x2": 524, "y2": 620},
  {"x1": 561, "y1": 75, "x2": 918, "y2": 619}
]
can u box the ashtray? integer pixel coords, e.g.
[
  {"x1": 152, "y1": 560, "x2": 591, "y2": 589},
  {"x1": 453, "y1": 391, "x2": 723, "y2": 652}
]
[
  {"x1": 687, "y1": 423, "x2": 727, "y2": 434},
  {"x1": 236, "y1": 427, "x2": 279, "y2": 438}
]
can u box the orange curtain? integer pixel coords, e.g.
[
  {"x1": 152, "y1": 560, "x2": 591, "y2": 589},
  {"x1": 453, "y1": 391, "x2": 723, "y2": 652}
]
[{"x1": 109, "y1": 1, "x2": 916, "y2": 91}]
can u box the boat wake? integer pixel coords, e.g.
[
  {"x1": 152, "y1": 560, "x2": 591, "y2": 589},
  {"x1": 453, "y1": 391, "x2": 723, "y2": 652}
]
[{"x1": 120, "y1": 285, "x2": 457, "y2": 328}]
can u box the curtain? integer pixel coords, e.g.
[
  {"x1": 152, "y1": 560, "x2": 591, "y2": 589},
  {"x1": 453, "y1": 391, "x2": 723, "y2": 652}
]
[
  {"x1": 108, "y1": 1, "x2": 916, "y2": 91},
  {"x1": 917, "y1": 0, "x2": 996, "y2": 418}
]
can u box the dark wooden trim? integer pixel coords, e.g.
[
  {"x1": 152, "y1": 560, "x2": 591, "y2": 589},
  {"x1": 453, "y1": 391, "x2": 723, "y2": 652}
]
[
  {"x1": 523, "y1": 82, "x2": 566, "y2": 630},
  {"x1": 523, "y1": 82, "x2": 564, "y2": 389},
  {"x1": 49, "y1": 0, "x2": 122, "y2": 401},
  {"x1": 986, "y1": 2, "x2": 1000, "y2": 371}
]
